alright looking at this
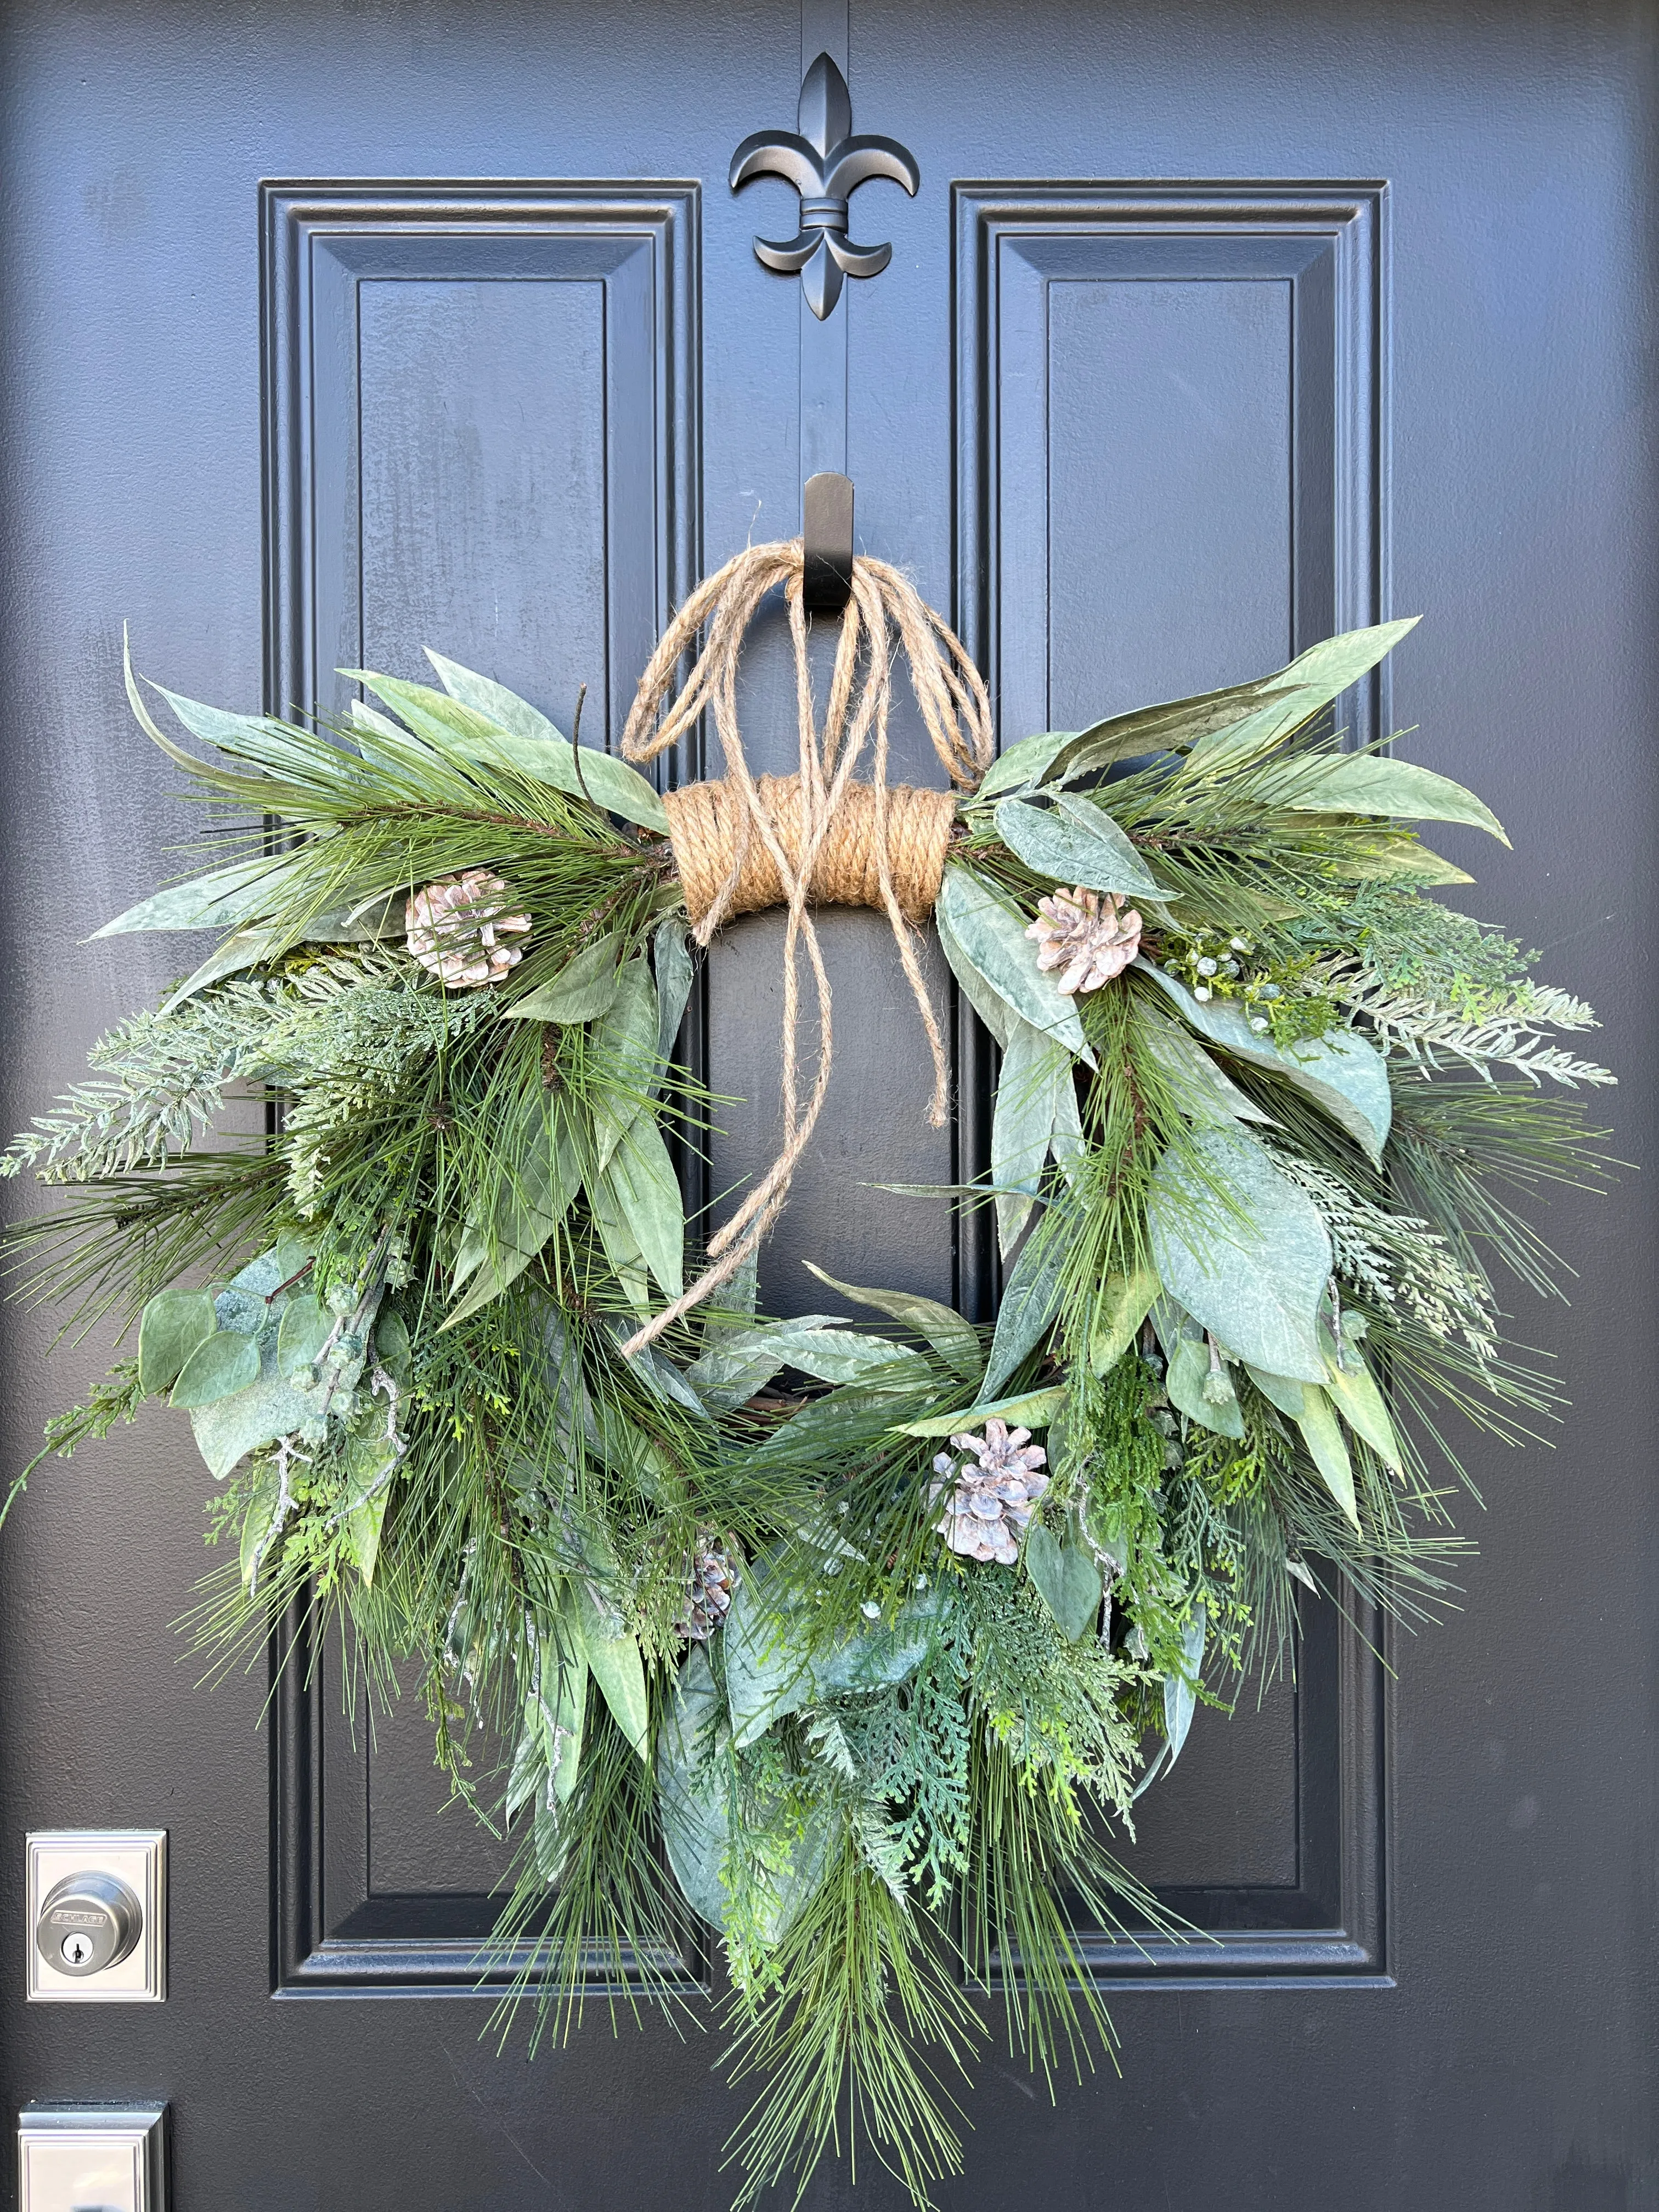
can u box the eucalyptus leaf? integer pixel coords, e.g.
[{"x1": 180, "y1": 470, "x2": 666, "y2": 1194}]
[
  {"x1": 92, "y1": 853, "x2": 304, "y2": 939},
  {"x1": 935, "y1": 902, "x2": 1014, "y2": 1048},
  {"x1": 1147, "y1": 1125, "x2": 1333, "y2": 1384},
  {"x1": 1137, "y1": 960, "x2": 1391, "y2": 1164},
  {"x1": 1244, "y1": 1364, "x2": 1307, "y2": 1419},
  {"x1": 801, "y1": 1261, "x2": 981, "y2": 1381},
  {"x1": 981, "y1": 1217, "x2": 1068, "y2": 1400},
  {"x1": 934, "y1": 866, "x2": 1092, "y2": 1061},
  {"x1": 1249, "y1": 751, "x2": 1508, "y2": 844},
  {"x1": 1295, "y1": 1384, "x2": 1361, "y2": 1530},
  {"x1": 656, "y1": 1649, "x2": 731, "y2": 1927},
  {"x1": 1319, "y1": 1329, "x2": 1403, "y2": 1470},
  {"x1": 993, "y1": 792, "x2": 1170, "y2": 903},
  {"x1": 977, "y1": 729, "x2": 1075, "y2": 797},
  {"x1": 504, "y1": 935, "x2": 623, "y2": 1023},
  {"x1": 895, "y1": 1384, "x2": 1066, "y2": 1440},
  {"x1": 374, "y1": 1307, "x2": 413, "y2": 1387},
  {"x1": 170, "y1": 1329, "x2": 261, "y2": 1409},
  {"x1": 1131, "y1": 1001, "x2": 1275, "y2": 1128},
  {"x1": 570, "y1": 1581, "x2": 651, "y2": 1763},
  {"x1": 138, "y1": 1288, "x2": 216, "y2": 1396},
  {"x1": 592, "y1": 956, "x2": 662, "y2": 1164},
  {"x1": 276, "y1": 1295, "x2": 332, "y2": 1381},
  {"x1": 724, "y1": 1553, "x2": 815, "y2": 1746},
  {"x1": 766, "y1": 1328, "x2": 930, "y2": 1389},
  {"x1": 425, "y1": 649, "x2": 670, "y2": 831},
  {"x1": 189, "y1": 1334, "x2": 324, "y2": 1480},
  {"x1": 1025, "y1": 1520, "x2": 1104, "y2": 1641},
  {"x1": 1165, "y1": 1611, "x2": 1206, "y2": 1767},
  {"x1": 602, "y1": 1113, "x2": 684, "y2": 1299},
  {"x1": 1088, "y1": 1267, "x2": 1160, "y2": 1375},
  {"x1": 653, "y1": 917, "x2": 695, "y2": 1073},
  {"x1": 992, "y1": 1018, "x2": 1070, "y2": 1254},
  {"x1": 682, "y1": 1313, "x2": 847, "y2": 1410},
  {"x1": 812, "y1": 1585, "x2": 942, "y2": 1697},
  {"x1": 1165, "y1": 1334, "x2": 1246, "y2": 1439}
]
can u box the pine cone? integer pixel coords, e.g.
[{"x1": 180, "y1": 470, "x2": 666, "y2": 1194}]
[
  {"x1": 931, "y1": 1418, "x2": 1049, "y2": 1565},
  {"x1": 405, "y1": 869, "x2": 531, "y2": 989},
  {"x1": 675, "y1": 1534, "x2": 737, "y2": 1640},
  {"x1": 1025, "y1": 885, "x2": 1142, "y2": 994}
]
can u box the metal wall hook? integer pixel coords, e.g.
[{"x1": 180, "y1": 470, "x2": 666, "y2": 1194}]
[{"x1": 802, "y1": 471, "x2": 855, "y2": 613}]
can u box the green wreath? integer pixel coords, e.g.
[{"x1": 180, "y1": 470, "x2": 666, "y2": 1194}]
[{"x1": 1, "y1": 541, "x2": 1615, "y2": 2208}]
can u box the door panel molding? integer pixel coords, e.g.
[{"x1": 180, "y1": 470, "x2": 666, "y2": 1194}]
[
  {"x1": 263, "y1": 178, "x2": 703, "y2": 1995},
  {"x1": 954, "y1": 182, "x2": 1391, "y2": 1985},
  {"x1": 262, "y1": 179, "x2": 701, "y2": 746}
]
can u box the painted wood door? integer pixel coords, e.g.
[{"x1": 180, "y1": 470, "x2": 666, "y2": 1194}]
[{"x1": 0, "y1": 2, "x2": 1652, "y2": 2205}]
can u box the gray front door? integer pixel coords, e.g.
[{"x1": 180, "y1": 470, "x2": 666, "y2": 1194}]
[{"x1": 1, "y1": 3, "x2": 1652, "y2": 2205}]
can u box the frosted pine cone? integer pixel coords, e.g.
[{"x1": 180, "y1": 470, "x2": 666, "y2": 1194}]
[
  {"x1": 675, "y1": 1534, "x2": 737, "y2": 1641},
  {"x1": 931, "y1": 1418, "x2": 1049, "y2": 1566},
  {"x1": 405, "y1": 868, "x2": 531, "y2": 989},
  {"x1": 1025, "y1": 885, "x2": 1142, "y2": 994}
]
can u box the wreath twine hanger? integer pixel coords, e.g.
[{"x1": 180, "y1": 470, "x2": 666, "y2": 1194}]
[{"x1": 618, "y1": 535, "x2": 995, "y2": 1352}]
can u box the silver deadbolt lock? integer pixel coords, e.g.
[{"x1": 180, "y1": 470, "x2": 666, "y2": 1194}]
[{"x1": 35, "y1": 1871, "x2": 143, "y2": 1978}]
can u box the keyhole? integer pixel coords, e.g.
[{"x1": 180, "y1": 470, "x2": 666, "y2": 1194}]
[{"x1": 60, "y1": 1931, "x2": 94, "y2": 1967}]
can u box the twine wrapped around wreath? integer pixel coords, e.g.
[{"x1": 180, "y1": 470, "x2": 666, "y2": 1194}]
[{"x1": 618, "y1": 537, "x2": 994, "y2": 1351}]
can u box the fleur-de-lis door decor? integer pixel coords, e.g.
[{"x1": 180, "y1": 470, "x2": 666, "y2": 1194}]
[{"x1": 729, "y1": 50, "x2": 920, "y2": 319}]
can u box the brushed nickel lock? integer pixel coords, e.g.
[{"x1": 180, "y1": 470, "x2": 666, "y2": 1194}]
[
  {"x1": 26, "y1": 1833, "x2": 166, "y2": 2003},
  {"x1": 35, "y1": 1871, "x2": 143, "y2": 1978}
]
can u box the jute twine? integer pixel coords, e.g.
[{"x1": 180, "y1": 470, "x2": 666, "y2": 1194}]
[{"x1": 618, "y1": 537, "x2": 994, "y2": 1351}]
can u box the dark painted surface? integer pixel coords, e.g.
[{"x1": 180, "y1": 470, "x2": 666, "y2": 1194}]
[{"x1": 1, "y1": 1, "x2": 1655, "y2": 2205}]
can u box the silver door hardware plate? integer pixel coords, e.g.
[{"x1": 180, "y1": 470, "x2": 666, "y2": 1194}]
[
  {"x1": 18, "y1": 2104, "x2": 167, "y2": 2212},
  {"x1": 26, "y1": 1832, "x2": 166, "y2": 2003}
]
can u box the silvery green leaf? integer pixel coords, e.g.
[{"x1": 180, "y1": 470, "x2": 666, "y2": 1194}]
[
  {"x1": 570, "y1": 1581, "x2": 651, "y2": 1762},
  {"x1": 276, "y1": 1294, "x2": 331, "y2": 1381},
  {"x1": 447, "y1": 1093, "x2": 582, "y2": 1321},
  {"x1": 170, "y1": 1328, "x2": 261, "y2": 1409},
  {"x1": 138, "y1": 1288, "x2": 216, "y2": 1396},
  {"x1": 1246, "y1": 751, "x2": 1508, "y2": 845},
  {"x1": 602, "y1": 1113, "x2": 684, "y2": 1299},
  {"x1": 92, "y1": 853, "x2": 304, "y2": 939},
  {"x1": 425, "y1": 649, "x2": 670, "y2": 832},
  {"x1": 1295, "y1": 1384, "x2": 1361, "y2": 1529},
  {"x1": 653, "y1": 918, "x2": 695, "y2": 1074},
  {"x1": 977, "y1": 729, "x2": 1075, "y2": 797},
  {"x1": 592, "y1": 957, "x2": 661, "y2": 1165},
  {"x1": 586, "y1": 1167, "x2": 651, "y2": 1317},
  {"x1": 896, "y1": 1383, "x2": 1066, "y2": 1439},
  {"x1": 801, "y1": 1261, "x2": 981, "y2": 1382},
  {"x1": 1186, "y1": 698, "x2": 1308, "y2": 772},
  {"x1": 505, "y1": 935, "x2": 623, "y2": 1024},
  {"x1": 189, "y1": 1333, "x2": 324, "y2": 1480},
  {"x1": 812, "y1": 1585, "x2": 944, "y2": 1696},
  {"x1": 934, "y1": 866, "x2": 1092, "y2": 1062},
  {"x1": 1165, "y1": 1611, "x2": 1206, "y2": 1765},
  {"x1": 682, "y1": 1314, "x2": 846, "y2": 1410},
  {"x1": 547, "y1": 1645, "x2": 589, "y2": 1804},
  {"x1": 1048, "y1": 618, "x2": 1420, "y2": 786},
  {"x1": 1088, "y1": 1267, "x2": 1159, "y2": 1375},
  {"x1": 240, "y1": 1466, "x2": 282, "y2": 1591},
  {"x1": 1137, "y1": 960, "x2": 1391, "y2": 1164},
  {"x1": 1165, "y1": 1334, "x2": 1245, "y2": 1439},
  {"x1": 1131, "y1": 1001, "x2": 1276, "y2": 1128},
  {"x1": 992, "y1": 1018, "x2": 1069, "y2": 1255},
  {"x1": 157, "y1": 926, "x2": 278, "y2": 1014},
  {"x1": 724, "y1": 1553, "x2": 815, "y2": 1747},
  {"x1": 981, "y1": 1217, "x2": 1068, "y2": 1400},
  {"x1": 374, "y1": 1307, "x2": 413, "y2": 1387},
  {"x1": 609, "y1": 1326, "x2": 712, "y2": 1422},
  {"x1": 1147, "y1": 1125, "x2": 1332, "y2": 1384},
  {"x1": 994, "y1": 792, "x2": 1170, "y2": 904},
  {"x1": 1050, "y1": 1046, "x2": 1085, "y2": 1189},
  {"x1": 1319, "y1": 1329, "x2": 1402, "y2": 1470},
  {"x1": 1244, "y1": 1364, "x2": 1307, "y2": 1419},
  {"x1": 935, "y1": 902, "x2": 1014, "y2": 1048},
  {"x1": 770, "y1": 1329, "x2": 930, "y2": 1389},
  {"x1": 1025, "y1": 1520, "x2": 1104, "y2": 1641}
]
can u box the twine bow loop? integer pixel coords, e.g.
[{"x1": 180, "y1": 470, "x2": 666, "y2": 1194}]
[{"x1": 618, "y1": 538, "x2": 994, "y2": 1350}]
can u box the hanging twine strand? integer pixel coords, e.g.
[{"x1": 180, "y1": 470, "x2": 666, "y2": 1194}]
[{"x1": 618, "y1": 537, "x2": 994, "y2": 1352}]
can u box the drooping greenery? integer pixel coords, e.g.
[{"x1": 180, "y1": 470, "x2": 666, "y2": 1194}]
[{"x1": 0, "y1": 620, "x2": 1615, "y2": 2209}]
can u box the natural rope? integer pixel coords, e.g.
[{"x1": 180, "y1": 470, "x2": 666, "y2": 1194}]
[{"x1": 618, "y1": 537, "x2": 994, "y2": 1352}]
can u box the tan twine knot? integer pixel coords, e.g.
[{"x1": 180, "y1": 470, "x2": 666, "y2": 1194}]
[{"x1": 618, "y1": 537, "x2": 994, "y2": 1352}]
